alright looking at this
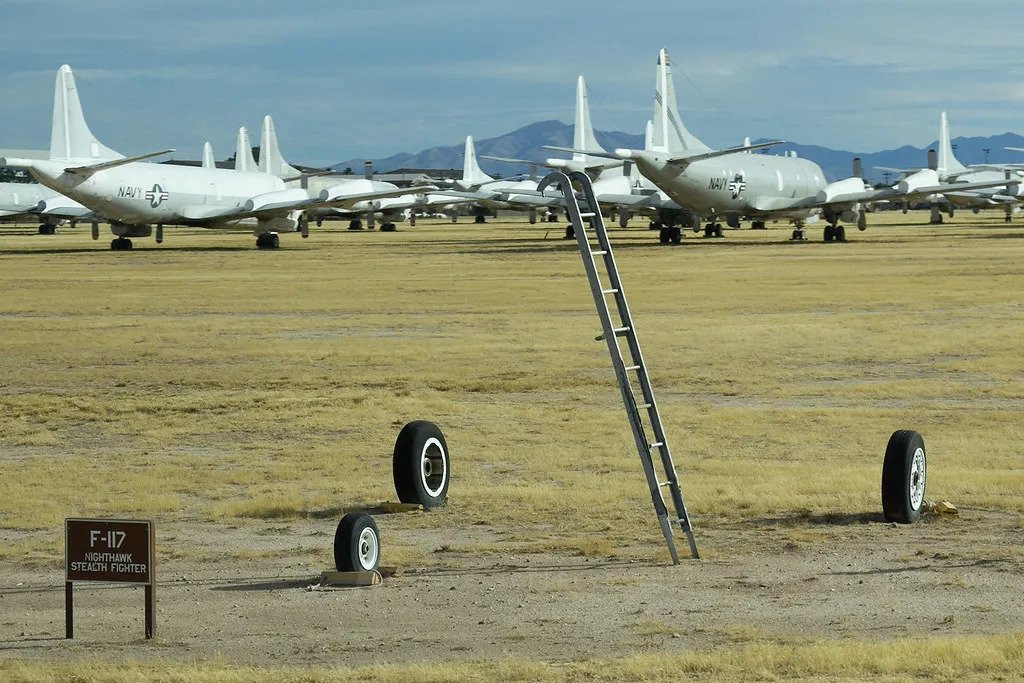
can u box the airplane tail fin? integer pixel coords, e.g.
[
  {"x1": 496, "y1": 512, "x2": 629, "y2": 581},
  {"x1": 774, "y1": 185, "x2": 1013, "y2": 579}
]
[
  {"x1": 644, "y1": 120, "x2": 654, "y2": 150},
  {"x1": 651, "y1": 48, "x2": 710, "y2": 155},
  {"x1": 258, "y1": 115, "x2": 302, "y2": 178},
  {"x1": 461, "y1": 135, "x2": 494, "y2": 186},
  {"x1": 49, "y1": 65, "x2": 123, "y2": 162},
  {"x1": 937, "y1": 111, "x2": 967, "y2": 178},
  {"x1": 235, "y1": 127, "x2": 258, "y2": 171},
  {"x1": 573, "y1": 75, "x2": 606, "y2": 166},
  {"x1": 201, "y1": 142, "x2": 215, "y2": 169}
]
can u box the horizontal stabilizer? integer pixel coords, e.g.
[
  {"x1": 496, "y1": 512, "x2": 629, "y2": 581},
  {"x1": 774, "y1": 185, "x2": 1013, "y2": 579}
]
[
  {"x1": 65, "y1": 149, "x2": 174, "y2": 176},
  {"x1": 663, "y1": 140, "x2": 783, "y2": 164},
  {"x1": 319, "y1": 184, "x2": 436, "y2": 207}
]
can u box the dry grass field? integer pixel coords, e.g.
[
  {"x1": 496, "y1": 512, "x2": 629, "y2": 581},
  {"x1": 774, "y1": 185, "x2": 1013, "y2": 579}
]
[{"x1": 1, "y1": 211, "x2": 1022, "y2": 681}]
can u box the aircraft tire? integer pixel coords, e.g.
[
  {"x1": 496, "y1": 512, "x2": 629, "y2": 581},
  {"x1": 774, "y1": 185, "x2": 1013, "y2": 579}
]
[
  {"x1": 380, "y1": 223, "x2": 397, "y2": 232},
  {"x1": 670, "y1": 227, "x2": 682, "y2": 244},
  {"x1": 835, "y1": 226, "x2": 846, "y2": 242},
  {"x1": 348, "y1": 219, "x2": 363, "y2": 230},
  {"x1": 334, "y1": 513, "x2": 380, "y2": 572},
  {"x1": 714, "y1": 224, "x2": 723, "y2": 238},
  {"x1": 658, "y1": 227, "x2": 669, "y2": 244},
  {"x1": 564, "y1": 226, "x2": 575, "y2": 240},
  {"x1": 393, "y1": 420, "x2": 450, "y2": 509},
  {"x1": 881, "y1": 430, "x2": 926, "y2": 524},
  {"x1": 474, "y1": 214, "x2": 486, "y2": 224},
  {"x1": 824, "y1": 225, "x2": 835, "y2": 242}
]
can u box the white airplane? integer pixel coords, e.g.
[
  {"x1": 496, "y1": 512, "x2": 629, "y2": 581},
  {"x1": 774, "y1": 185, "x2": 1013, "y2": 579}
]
[
  {"x1": 2, "y1": 65, "x2": 429, "y2": 250},
  {"x1": 567, "y1": 49, "x2": 1011, "y2": 242},
  {"x1": 879, "y1": 112, "x2": 1024, "y2": 223},
  {"x1": 248, "y1": 117, "x2": 458, "y2": 231},
  {"x1": 0, "y1": 177, "x2": 93, "y2": 233}
]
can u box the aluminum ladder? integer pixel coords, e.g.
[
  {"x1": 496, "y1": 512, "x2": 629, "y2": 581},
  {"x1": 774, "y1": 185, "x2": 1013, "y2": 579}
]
[{"x1": 537, "y1": 170, "x2": 699, "y2": 563}]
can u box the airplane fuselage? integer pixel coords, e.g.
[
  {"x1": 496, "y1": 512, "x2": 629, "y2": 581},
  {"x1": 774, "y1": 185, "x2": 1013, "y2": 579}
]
[
  {"x1": 25, "y1": 160, "x2": 284, "y2": 227},
  {"x1": 628, "y1": 150, "x2": 827, "y2": 218}
]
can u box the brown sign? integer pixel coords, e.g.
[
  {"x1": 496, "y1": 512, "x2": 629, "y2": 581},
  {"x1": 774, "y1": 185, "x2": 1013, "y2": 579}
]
[{"x1": 65, "y1": 518, "x2": 153, "y2": 584}]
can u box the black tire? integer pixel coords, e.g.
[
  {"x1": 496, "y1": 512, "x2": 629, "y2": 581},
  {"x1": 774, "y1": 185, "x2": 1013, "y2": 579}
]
[
  {"x1": 380, "y1": 223, "x2": 397, "y2": 232},
  {"x1": 882, "y1": 430, "x2": 927, "y2": 523},
  {"x1": 824, "y1": 225, "x2": 835, "y2": 242},
  {"x1": 835, "y1": 225, "x2": 846, "y2": 242},
  {"x1": 334, "y1": 513, "x2": 380, "y2": 572},
  {"x1": 348, "y1": 219, "x2": 363, "y2": 230},
  {"x1": 670, "y1": 227, "x2": 682, "y2": 244},
  {"x1": 474, "y1": 214, "x2": 486, "y2": 224},
  {"x1": 393, "y1": 420, "x2": 450, "y2": 508},
  {"x1": 714, "y1": 225, "x2": 723, "y2": 238},
  {"x1": 564, "y1": 226, "x2": 575, "y2": 240},
  {"x1": 658, "y1": 227, "x2": 669, "y2": 244}
]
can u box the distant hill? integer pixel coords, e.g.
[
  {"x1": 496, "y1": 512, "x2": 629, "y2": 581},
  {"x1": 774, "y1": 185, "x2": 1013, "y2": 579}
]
[
  {"x1": 331, "y1": 120, "x2": 642, "y2": 179},
  {"x1": 332, "y1": 121, "x2": 1024, "y2": 184}
]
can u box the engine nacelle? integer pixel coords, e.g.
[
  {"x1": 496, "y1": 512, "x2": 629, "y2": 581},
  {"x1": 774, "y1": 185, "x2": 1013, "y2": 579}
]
[
  {"x1": 243, "y1": 188, "x2": 311, "y2": 212},
  {"x1": 36, "y1": 196, "x2": 93, "y2": 218},
  {"x1": 255, "y1": 211, "x2": 300, "y2": 234},
  {"x1": 110, "y1": 223, "x2": 152, "y2": 238},
  {"x1": 816, "y1": 176, "x2": 867, "y2": 203},
  {"x1": 897, "y1": 169, "x2": 939, "y2": 194}
]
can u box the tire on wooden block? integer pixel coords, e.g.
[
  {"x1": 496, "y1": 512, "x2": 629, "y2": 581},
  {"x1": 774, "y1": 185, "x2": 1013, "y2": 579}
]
[
  {"x1": 334, "y1": 512, "x2": 380, "y2": 572},
  {"x1": 881, "y1": 430, "x2": 927, "y2": 523},
  {"x1": 393, "y1": 420, "x2": 450, "y2": 508}
]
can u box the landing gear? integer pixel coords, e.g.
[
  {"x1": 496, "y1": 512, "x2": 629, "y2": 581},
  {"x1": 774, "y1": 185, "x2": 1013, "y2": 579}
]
[
  {"x1": 255, "y1": 232, "x2": 280, "y2": 249},
  {"x1": 38, "y1": 224, "x2": 56, "y2": 235},
  {"x1": 380, "y1": 222, "x2": 397, "y2": 232},
  {"x1": 348, "y1": 219, "x2": 363, "y2": 230},
  {"x1": 929, "y1": 207, "x2": 944, "y2": 224},
  {"x1": 564, "y1": 225, "x2": 575, "y2": 239},
  {"x1": 824, "y1": 224, "x2": 846, "y2": 242},
  {"x1": 619, "y1": 210, "x2": 630, "y2": 228},
  {"x1": 409, "y1": 214, "x2": 416, "y2": 227},
  {"x1": 529, "y1": 208, "x2": 537, "y2": 225},
  {"x1": 703, "y1": 223, "x2": 723, "y2": 238},
  {"x1": 791, "y1": 227, "x2": 806, "y2": 241},
  {"x1": 750, "y1": 220, "x2": 766, "y2": 230},
  {"x1": 110, "y1": 237, "x2": 133, "y2": 250},
  {"x1": 1005, "y1": 211, "x2": 1013, "y2": 223},
  {"x1": 658, "y1": 226, "x2": 682, "y2": 244},
  {"x1": 546, "y1": 211, "x2": 558, "y2": 223}
]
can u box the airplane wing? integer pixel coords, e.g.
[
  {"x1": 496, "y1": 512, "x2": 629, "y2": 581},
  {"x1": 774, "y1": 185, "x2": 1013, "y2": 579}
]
[
  {"x1": 756, "y1": 177, "x2": 1017, "y2": 214},
  {"x1": 64, "y1": 149, "x2": 175, "y2": 177},
  {"x1": 548, "y1": 141, "x2": 784, "y2": 166}
]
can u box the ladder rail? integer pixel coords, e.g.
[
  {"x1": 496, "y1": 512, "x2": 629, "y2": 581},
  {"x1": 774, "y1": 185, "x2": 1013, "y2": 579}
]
[{"x1": 537, "y1": 171, "x2": 699, "y2": 562}]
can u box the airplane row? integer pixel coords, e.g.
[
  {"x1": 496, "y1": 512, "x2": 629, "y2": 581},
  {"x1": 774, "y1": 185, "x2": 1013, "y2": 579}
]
[{"x1": 2, "y1": 52, "x2": 1022, "y2": 250}]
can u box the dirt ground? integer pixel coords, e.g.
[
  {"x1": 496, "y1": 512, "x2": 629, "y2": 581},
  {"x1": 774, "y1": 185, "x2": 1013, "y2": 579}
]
[{"x1": 2, "y1": 506, "x2": 1021, "y2": 668}]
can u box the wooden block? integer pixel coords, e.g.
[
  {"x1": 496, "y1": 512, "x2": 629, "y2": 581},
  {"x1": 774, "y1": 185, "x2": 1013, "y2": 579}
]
[{"x1": 320, "y1": 570, "x2": 382, "y2": 587}]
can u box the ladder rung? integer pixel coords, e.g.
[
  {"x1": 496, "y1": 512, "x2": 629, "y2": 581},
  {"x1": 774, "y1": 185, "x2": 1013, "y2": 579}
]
[
  {"x1": 649, "y1": 441, "x2": 664, "y2": 449},
  {"x1": 624, "y1": 365, "x2": 640, "y2": 371},
  {"x1": 580, "y1": 212, "x2": 596, "y2": 218},
  {"x1": 601, "y1": 288, "x2": 619, "y2": 295},
  {"x1": 638, "y1": 403, "x2": 652, "y2": 409},
  {"x1": 612, "y1": 326, "x2": 630, "y2": 336},
  {"x1": 659, "y1": 480, "x2": 673, "y2": 488},
  {"x1": 591, "y1": 250, "x2": 608, "y2": 256}
]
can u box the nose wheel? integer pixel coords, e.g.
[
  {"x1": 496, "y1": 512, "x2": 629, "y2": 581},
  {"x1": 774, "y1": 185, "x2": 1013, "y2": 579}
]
[
  {"x1": 255, "y1": 233, "x2": 280, "y2": 249},
  {"x1": 110, "y1": 237, "x2": 133, "y2": 250}
]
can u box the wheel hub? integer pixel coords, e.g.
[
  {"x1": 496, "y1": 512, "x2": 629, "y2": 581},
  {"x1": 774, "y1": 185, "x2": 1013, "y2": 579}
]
[{"x1": 909, "y1": 447, "x2": 926, "y2": 510}]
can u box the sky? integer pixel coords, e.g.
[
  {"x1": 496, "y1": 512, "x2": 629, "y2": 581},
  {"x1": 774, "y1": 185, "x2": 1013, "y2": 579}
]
[{"x1": 1, "y1": 0, "x2": 1021, "y2": 166}]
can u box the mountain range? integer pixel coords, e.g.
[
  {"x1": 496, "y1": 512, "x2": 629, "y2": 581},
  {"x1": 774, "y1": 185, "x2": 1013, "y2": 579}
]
[{"x1": 330, "y1": 120, "x2": 1024, "y2": 184}]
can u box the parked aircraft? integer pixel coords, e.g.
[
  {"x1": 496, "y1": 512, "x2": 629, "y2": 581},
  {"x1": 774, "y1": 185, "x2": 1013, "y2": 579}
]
[
  {"x1": 0, "y1": 178, "x2": 92, "y2": 232},
  {"x1": 2, "y1": 65, "x2": 428, "y2": 250},
  {"x1": 562, "y1": 49, "x2": 1010, "y2": 242},
  {"x1": 879, "y1": 112, "x2": 1024, "y2": 222}
]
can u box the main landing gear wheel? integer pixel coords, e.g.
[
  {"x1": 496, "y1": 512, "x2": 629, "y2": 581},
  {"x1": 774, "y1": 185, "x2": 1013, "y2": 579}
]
[
  {"x1": 255, "y1": 233, "x2": 279, "y2": 249},
  {"x1": 393, "y1": 420, "x2": 450, "y2": 508},
  {"x1": 380, "y1": 223, "x2": 397, "y2": 232},
  {"x1": 882, "y1": 430, "x2": 927, "y2": 523},
  {"x1": 791, "y1": 227, "x2": 806, "y2": 241},
  {"x1": 564, "y1": 225, "x2": 575, "y2": 239},
  {"x1": 658, "y1": 226, "x2": 681, "y2": 244},
  {"x1": 348, "y1": 219, "x2": 363, "y2": 230},
  {"x1": 333, "y1": 513, "x2": 380, "y2": 572},
  {"x1": 110, "y1": 237, "x2": 133, "y2": 250},
  {"x1": 38, "y1": 225, "x2": 56, "y2": 235}
]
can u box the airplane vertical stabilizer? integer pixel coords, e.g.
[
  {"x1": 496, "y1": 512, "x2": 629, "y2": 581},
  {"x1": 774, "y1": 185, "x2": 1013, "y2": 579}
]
[
  {"x1": 644, "y1": 120, "x2": 654, "y2": 150},
  {"x1": 258, "y1": 115, "x2": 302, "y2": 178},
  {"x1": 235, "y1": 127, "x2": 257, "y2": 171},
  {"x1": 574, "y1": 75, "x2": 606, "y2": 166},
  {"x1": 50, "y1": 65, "x2": 123, "y2": 162},
  {"x1": 201, "y1": 142, "x2": 215, "y2": 169},
  {"x1": 461, "y1": 135, "x2": 494, "y2": 185},
  {"x1": 937, "y1": 111, "x2": 967, "y2": 178},
  {"x1": 651, "y1": 48, "x2": 710, "y2": 156}
]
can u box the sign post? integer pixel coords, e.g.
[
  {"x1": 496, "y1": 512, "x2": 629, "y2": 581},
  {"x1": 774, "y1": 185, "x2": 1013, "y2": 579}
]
[{"x1": 65, "y1": 518, "x2": 155, "y2": 639}]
